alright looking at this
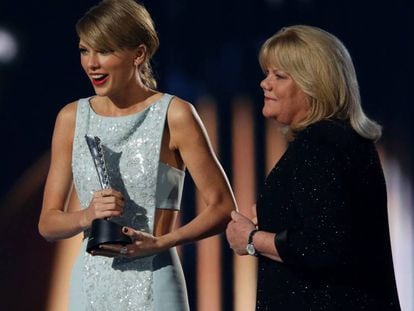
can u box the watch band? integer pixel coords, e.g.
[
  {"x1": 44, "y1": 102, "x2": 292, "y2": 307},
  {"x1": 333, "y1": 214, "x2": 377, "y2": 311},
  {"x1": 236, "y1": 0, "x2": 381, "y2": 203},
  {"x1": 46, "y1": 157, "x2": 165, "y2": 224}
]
[
  {"x1": 248, "y1": 228, "x2": 259, "y2": 245},
  {"x1": 246, "y1": 229, "x2": 259, "y2": 256}
]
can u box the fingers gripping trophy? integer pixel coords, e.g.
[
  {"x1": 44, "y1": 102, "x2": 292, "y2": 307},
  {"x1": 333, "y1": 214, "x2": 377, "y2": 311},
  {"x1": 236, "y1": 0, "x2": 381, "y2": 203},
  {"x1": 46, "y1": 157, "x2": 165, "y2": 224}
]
[{"x1": 84, "y1": 135, "x2": 132, "y2": 253}]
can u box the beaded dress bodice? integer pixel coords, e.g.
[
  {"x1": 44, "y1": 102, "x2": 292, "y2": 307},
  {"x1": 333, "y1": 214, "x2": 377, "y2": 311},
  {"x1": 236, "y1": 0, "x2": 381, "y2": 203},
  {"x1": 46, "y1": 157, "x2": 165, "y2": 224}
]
[{"x1": 73, "y1": 95, "x2": 174, "y2": 233}]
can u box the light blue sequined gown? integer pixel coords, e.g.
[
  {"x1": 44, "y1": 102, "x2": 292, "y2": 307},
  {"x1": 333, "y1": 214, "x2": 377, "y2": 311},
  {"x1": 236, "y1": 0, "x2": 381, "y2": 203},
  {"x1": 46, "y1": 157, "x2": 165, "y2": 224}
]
[{"x1": 69, "y1": 94, "x2": 189, "y2": 311}]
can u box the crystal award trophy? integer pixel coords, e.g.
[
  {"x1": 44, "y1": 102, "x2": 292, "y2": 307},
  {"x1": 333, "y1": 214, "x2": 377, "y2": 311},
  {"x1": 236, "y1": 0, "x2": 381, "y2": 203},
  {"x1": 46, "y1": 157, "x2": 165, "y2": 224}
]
[{"x1": 84, "y1": 135, "x2": 132, "y2": 253}]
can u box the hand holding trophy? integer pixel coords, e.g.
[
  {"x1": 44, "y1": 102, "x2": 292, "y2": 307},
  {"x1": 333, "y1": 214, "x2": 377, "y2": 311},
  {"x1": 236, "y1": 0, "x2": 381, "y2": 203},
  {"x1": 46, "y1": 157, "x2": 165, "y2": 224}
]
[{"x1": 84, "y1": 135, "x2": 132, "y2": 254}]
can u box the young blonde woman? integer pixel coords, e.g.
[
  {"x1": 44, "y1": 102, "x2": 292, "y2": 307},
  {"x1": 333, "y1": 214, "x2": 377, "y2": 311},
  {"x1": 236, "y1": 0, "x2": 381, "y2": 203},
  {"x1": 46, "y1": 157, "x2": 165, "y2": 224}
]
[{"x1": 38, "y1": 1, "x2": 236, "y2": 310}]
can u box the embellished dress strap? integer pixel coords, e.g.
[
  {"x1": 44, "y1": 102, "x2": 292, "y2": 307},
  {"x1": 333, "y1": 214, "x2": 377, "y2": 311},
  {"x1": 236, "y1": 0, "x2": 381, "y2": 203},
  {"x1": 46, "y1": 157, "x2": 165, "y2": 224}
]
[
  {"x1": 73, "y1": 97, "x2": 92, "y2": 139},
  {"x1": 152, "y1": 94, "x2": 186, "y2": 211}
]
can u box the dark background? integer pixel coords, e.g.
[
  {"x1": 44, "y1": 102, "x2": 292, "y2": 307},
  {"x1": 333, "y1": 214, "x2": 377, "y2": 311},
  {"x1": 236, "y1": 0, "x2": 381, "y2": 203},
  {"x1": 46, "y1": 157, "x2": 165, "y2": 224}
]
[{"x1": 0, "y1": 1, "x2": 413, "y2": 310}]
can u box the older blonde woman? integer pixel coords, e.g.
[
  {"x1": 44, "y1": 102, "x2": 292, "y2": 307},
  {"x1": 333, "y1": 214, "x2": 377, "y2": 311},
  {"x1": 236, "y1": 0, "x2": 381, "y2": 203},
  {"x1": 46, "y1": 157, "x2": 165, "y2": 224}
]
[{"x1": 227, "y1": 25, "x2": 400, "y2": 310}]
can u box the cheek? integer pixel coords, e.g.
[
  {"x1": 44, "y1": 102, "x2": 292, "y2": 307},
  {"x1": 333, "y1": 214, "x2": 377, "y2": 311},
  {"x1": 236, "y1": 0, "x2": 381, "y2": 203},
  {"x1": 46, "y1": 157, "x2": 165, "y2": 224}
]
[
  {"x1": 291, "y1": 93, "x2": 310, "y2": 115},
  {"x1": 116, "y1": 62, "x2": 135, "y2": 78},
  {"x1": 80, "y1": 58, "x2": 88, "y2": 72}
]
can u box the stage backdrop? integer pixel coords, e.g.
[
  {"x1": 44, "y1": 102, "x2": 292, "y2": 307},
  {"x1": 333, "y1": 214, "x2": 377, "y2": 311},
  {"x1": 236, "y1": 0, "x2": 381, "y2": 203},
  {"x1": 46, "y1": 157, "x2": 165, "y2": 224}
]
[{"x1": 0, "y1": 1, "x2": 413, "y2": 310}]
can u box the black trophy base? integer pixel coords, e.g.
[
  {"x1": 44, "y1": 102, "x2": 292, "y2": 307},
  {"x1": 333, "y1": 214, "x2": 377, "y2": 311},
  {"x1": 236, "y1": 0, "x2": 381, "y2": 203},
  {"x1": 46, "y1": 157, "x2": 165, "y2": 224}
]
[{"x1": 86, "y1": 219, "x2": 132, "y2": 253}]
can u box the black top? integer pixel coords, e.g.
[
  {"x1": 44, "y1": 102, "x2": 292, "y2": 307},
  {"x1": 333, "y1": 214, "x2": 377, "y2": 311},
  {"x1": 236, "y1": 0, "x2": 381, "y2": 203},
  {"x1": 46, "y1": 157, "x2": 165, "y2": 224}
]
[{"x1": 256, "y1": 120, "x2": 400, "y2": 311}]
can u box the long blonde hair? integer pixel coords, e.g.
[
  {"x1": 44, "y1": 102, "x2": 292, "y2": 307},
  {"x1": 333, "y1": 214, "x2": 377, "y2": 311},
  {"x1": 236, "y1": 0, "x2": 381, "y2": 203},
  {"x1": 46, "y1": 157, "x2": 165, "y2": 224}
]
[
  {"x1": 259, "y1": 25, "x2": 381, "y2": 141},
  {"x1": 76, "y1": 0, "x2": 159, "y2": 89}
]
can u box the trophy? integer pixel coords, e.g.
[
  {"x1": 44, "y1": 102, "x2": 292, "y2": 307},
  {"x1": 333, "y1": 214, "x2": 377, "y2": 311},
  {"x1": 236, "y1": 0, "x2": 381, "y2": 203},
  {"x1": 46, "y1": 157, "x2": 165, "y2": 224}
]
[{"x1": 84, "y1": 135, "x2": 132, "y2": 254}]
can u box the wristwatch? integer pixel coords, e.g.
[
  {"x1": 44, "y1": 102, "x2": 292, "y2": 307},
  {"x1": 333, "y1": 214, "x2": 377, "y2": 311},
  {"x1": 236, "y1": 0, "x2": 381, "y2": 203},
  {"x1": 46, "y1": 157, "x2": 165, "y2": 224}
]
[{"x1": 246, "y1": 229, "x2": 259, "y2": 256}]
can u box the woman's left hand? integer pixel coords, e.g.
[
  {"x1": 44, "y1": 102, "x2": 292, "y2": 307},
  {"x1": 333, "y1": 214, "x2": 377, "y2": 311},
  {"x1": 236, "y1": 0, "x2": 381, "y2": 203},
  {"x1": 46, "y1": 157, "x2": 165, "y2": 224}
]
[
  {"x1": 93, "y1": 227, "x2": 167, "y2": 258},
  {"x1": 226, "y1": 211, "x2": 257, "y2": 255}
]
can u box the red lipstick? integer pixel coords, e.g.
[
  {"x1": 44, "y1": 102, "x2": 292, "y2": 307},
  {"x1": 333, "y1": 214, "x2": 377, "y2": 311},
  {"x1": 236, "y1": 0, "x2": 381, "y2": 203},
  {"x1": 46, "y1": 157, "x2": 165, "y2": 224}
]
[{"x1": 91, "y1": 75, "x2": 109, "y2": 86}]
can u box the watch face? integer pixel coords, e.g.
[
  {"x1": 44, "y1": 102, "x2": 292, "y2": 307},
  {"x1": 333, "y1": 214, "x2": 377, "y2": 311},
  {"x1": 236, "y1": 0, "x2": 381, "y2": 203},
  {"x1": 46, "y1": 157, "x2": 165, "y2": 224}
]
[{"x1": 246, "y1": 243, "x2": 256, "y2": 255}]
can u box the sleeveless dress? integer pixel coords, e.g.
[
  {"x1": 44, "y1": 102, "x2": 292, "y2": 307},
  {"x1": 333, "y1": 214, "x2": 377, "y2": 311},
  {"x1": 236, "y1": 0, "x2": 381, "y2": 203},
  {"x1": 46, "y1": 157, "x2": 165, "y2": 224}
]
[{"x1": 69, "y1": 94, "x2": 190, "y2": 311}]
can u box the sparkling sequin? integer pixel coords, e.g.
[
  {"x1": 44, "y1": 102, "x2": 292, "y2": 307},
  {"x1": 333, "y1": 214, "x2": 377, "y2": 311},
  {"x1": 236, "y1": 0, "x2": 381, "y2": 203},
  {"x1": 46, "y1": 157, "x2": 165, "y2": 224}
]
[
  {"x1": 255, "y1": 120, "x2": 400, "y2": 310},
  {"x1": 69, "y1": 94, "x2": 188, "y2": 310}
]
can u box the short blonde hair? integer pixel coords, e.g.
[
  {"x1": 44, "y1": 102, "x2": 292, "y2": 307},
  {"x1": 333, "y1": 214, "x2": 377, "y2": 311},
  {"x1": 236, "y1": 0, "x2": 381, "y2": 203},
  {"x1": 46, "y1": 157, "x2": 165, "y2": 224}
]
[
  {"x1": 76, "y1": 0, "x2": 159, "y2": 89},
  {"x1": 259, "y1": 25, "x2": 381, "y2": 141}
]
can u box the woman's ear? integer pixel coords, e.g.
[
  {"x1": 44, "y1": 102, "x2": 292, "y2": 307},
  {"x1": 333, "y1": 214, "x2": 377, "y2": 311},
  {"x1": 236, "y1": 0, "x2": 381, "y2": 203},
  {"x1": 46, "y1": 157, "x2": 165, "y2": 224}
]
[{"x1": 134, "y1": 44, "x2": 147, "y2": 66}]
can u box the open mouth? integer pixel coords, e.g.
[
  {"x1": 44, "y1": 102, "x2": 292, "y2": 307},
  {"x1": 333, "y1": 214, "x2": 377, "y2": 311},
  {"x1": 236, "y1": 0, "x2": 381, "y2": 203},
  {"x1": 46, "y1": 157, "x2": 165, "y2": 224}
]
[{"x1": 91, "y1": 74, "x2": 109, "y2": 86}]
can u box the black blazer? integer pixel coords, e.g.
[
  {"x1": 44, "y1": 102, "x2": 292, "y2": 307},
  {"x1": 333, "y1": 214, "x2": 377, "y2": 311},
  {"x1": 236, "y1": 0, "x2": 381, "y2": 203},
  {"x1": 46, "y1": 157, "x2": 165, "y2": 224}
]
[{"x1": 256, "y1": 120, "x2": 400, "y2": 311}]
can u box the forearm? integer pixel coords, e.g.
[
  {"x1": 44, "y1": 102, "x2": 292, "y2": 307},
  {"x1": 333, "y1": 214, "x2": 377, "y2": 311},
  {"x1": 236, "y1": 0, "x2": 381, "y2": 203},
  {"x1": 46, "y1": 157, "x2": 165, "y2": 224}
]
[
  {"x1": 160, "y1": 199, "x2": 234, "y2": 248},
  {"x1": 38, "y1": 209, "x2": 88, "y2": 241},
  {"x1": 254, "y1": 231, "x2": 283, "y2": 262}
]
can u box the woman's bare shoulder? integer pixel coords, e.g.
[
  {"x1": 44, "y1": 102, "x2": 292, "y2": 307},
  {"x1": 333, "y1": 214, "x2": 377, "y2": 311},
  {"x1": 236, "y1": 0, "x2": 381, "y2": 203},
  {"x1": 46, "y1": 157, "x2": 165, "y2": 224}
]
[
  {"x1": 167, "y1": 96, "x2": 197, "y2": 126},
  {"x1": 55, "y1": 100, "x2": 79, "y2": 124},
  {"x1": 51, "y1": 100, "x2": 81, "y2": 139}
]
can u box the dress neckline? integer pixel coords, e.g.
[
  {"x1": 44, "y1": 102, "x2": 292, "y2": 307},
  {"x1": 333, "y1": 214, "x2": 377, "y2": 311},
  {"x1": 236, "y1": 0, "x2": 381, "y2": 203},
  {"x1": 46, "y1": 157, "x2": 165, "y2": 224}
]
[{"x1": 87, "y1": 93, "x2": 166, "y2": 119}]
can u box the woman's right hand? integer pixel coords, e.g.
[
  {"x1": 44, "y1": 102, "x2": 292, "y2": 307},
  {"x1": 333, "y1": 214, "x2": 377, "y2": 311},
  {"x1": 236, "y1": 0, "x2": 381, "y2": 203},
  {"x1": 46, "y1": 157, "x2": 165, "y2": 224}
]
[{"x1": 82, "y1": 188, "x2": 125, "y2": 228}]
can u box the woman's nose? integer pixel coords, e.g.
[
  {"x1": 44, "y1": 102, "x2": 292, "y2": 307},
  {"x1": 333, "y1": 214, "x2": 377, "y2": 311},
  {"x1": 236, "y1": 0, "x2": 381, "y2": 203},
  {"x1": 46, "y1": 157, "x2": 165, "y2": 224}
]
[
  {"x1": 260, "y1": 77, "x2": 270, "y2": 91},
  {"x1": 88, "y1": 54, "x2": 100, "y2": 69}
]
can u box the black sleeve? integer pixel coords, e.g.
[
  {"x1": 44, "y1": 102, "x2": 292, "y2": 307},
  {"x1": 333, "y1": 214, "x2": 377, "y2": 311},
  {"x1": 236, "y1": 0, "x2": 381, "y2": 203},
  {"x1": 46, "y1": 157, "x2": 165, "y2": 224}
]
[{"x1": 275, "y1": 129, "x2": 353, "y2": 272}]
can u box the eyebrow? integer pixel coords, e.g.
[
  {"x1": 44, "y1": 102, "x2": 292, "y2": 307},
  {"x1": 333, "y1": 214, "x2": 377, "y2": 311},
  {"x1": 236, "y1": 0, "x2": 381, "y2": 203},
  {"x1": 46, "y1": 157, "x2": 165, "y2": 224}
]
[
  {"x1": 272, "y1": 68, "x2": 287, "y2": 73},
  {"x1": 78, "y1": 40, "x2": 89, "y2": 47}
]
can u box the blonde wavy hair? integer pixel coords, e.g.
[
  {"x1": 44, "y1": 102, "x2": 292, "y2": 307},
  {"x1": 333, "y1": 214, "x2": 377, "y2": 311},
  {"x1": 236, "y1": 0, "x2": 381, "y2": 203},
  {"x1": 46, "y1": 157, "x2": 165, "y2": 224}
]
[
  {"x1": 259, "y1": 25, "x2": 381, "y2": 141},
  {"x1": 76, "y1": 0, "x2": 159, "y2": 89}
]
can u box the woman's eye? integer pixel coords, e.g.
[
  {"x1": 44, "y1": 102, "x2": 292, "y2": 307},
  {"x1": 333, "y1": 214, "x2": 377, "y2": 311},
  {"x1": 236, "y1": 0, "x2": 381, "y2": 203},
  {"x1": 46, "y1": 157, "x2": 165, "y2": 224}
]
[
  {"x1": 98, "y1": 50, "x2": 112, "y2": 55},
  {"x1": 273, "y1": 71, "x2": 287, "y2": 79},
  {"x1": 79, "y1": 48, "x2": 88, "y2": 55}
]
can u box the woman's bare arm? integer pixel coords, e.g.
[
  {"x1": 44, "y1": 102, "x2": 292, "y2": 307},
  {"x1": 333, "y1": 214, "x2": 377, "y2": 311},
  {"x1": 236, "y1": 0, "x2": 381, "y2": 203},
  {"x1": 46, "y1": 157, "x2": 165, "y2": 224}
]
[
  {"x1": 161, "y1": 98, "x2": 237, "y2": 245},
  {"x1": 102, "y1": 98, "x2": 237, "y2": 256},
  {"x1": 38, "y1": 102, "x2": 124, "y2": 241}
]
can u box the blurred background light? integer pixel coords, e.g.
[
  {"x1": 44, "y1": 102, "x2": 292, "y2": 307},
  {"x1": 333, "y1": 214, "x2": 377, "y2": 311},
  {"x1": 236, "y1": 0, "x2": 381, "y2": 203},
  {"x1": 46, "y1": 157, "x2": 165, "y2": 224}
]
[
  {"x1": 383, "y1": 154, "x2": 414, "y2": 311},
  {"x1": 0, "y1": 28, "x2": 18, "y2": 64}
]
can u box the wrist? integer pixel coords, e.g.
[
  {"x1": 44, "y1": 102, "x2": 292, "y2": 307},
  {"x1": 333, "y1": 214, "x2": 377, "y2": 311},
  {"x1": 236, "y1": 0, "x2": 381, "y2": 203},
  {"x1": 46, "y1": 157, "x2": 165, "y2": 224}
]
[
  {"x1": 78, "y1": 209, "x2": 92, "y2": 230},
  {"x1": 157, "y1": 232, "x2": 178, "y2": 250},
  {"x1": 246, "y1": 228, "x2": 259, "y2": 256}
]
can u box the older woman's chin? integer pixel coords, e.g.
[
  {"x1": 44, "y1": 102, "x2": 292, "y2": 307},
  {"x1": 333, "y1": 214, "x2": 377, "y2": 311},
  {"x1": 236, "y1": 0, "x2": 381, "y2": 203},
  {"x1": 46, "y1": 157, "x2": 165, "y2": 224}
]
[{"x1": 262, "y1": 106, "x2": 275, "y2": 119}]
